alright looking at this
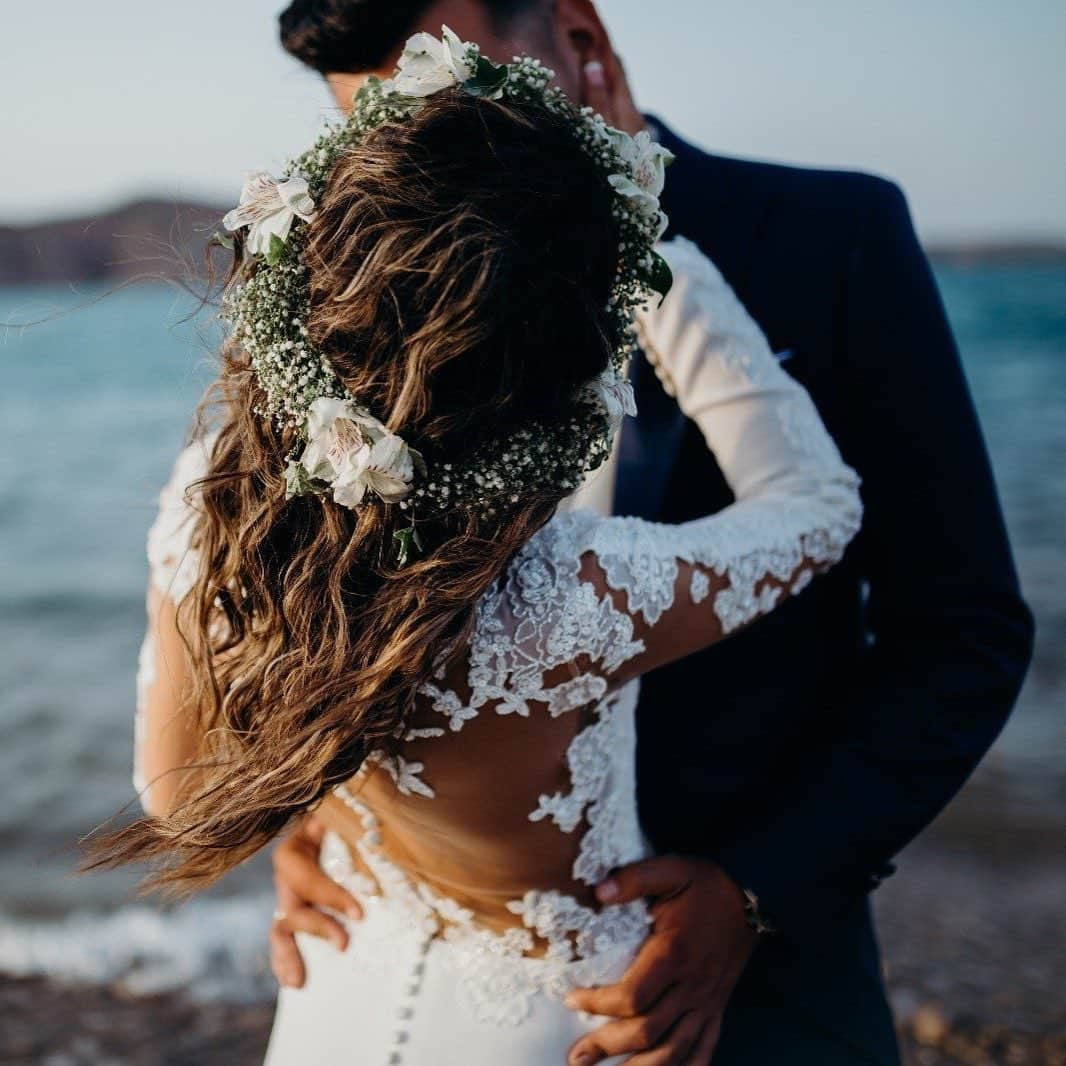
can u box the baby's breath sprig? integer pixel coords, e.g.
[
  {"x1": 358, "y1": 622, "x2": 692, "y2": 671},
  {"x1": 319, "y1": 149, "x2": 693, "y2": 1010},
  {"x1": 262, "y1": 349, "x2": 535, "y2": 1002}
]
[{"x1": 220, "y1": 26, "x2": 673, "y2": 552}]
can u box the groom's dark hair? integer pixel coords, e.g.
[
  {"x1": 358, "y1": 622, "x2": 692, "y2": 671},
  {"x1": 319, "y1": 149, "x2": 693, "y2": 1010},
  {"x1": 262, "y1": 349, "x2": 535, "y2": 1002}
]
[{"x1": 280, "y1": 0, "x2": 544, "y2": 75}]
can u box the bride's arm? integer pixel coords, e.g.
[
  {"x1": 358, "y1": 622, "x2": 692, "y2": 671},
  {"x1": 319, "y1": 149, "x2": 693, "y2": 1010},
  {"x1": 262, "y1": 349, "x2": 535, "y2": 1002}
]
[
  {"x1": 135, "y1": 591, "x2": 201, "y2": 816},
  {"x1": 134, "y1": 440, "x2": 211, "y2": 816},
  {"x1": 582, "y1": 237, "x2": 863, "y2": 681}
]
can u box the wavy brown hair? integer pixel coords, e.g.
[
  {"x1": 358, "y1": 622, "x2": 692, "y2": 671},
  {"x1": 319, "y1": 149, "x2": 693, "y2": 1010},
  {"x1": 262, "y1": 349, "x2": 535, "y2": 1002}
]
[{"x1": 88, "y1": 91, "x2": 622, "y2": 893}]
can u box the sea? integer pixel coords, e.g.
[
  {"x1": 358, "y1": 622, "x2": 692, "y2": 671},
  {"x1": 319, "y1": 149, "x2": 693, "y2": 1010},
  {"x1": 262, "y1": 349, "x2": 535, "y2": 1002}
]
[{"x1": 1, "y1": 265, "x2": 1064, "y2": 1002}]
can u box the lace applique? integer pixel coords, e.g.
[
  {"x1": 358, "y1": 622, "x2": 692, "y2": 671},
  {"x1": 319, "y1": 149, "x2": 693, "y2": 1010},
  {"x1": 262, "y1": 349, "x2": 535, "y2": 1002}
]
[
  {"x1": 363, "y1": 750, "x2": 436, "y2": 799},
  {"x1": 532, "y1": 696, "x2": 618, "y2": 836},
  {"x1": 577, "y1": 508, "x2": 820, "y2": 636},
  {"x1": 333, "y1": 789, "x2": 436, "y2": 930},
  {"x1": 328, "y1": 784, "x2": 650, "y2": 1027},
  {"x1": 566, "y1": 450, "x2": 858, "y2": 639},
  {"x1": 146, "y1": 437, "x2": 214, "y2": 604},
  {"x1": 385, "y1": 756, "x2": 434, "y2": 799},
  {"x1": 421, "y1": 681, "x2": 479, "y2": 732},
  {"x1": 546, "y1": 675, "x2": 608, "y2": 717},
  {"x1": 715, "y1": 582, "x2": 783, "y2": 635},
  {"x1": 403, "y1": 727, "x2": 447, "y2": 742},
  {"x1": 429, "y1": 516, "x2": 644, "y2": 727},
  {"x1": 530, "y1": 685, "x2": 646, "y2": 887},
  {"x1": 320, "y1": 830, "x2": 379, "y2": 900},
  {"x1": 587, "y1": 517, "x2": 681, "y2": 625},
  {"x1": 690, "y1": 569, "x2": 711, "y2": 605},
  {"x1": 508, "y1": 890, "x2": 651, "y2": 986}
]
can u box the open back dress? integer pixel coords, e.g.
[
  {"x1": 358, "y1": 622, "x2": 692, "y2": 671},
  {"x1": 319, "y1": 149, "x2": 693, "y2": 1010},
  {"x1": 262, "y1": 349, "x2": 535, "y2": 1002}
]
[{"x1": 137, "y1": 238, "x2": 862, "y2": 1066}]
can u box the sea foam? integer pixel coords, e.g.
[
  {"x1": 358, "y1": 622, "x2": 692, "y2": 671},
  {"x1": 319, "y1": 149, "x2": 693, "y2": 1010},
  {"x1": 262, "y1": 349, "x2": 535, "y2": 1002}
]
[{"x1": 0, "y1": 894, "x2": 276, "y2": 1002}]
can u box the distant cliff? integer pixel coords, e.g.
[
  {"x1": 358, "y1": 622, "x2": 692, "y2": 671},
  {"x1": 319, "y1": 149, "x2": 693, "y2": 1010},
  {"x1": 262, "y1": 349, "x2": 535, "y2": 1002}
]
[
  {"x1": 0, "y1": 200, "x2": 226, "y2": 285},
  {"x1": 1, "y1": 198, "x2": 1063, "y2": 284}
]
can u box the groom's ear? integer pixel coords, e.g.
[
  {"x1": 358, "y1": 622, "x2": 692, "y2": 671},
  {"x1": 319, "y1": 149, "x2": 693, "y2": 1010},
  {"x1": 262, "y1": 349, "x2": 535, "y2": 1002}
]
[{"x1": 550, "y1": 0, "x2": 615, "y2": 99}]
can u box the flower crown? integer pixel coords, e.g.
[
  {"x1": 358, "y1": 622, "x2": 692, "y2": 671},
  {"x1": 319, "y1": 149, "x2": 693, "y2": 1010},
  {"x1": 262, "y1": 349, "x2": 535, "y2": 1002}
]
[{"x1": 221, "y1": 27, "x2": 672, "y2": 553}]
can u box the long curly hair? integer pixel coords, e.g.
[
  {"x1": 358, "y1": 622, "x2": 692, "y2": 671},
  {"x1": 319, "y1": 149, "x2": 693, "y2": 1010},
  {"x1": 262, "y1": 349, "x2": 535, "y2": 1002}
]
[{"x1": 88, "y1": 91, "x2": 622, "y2": 893}]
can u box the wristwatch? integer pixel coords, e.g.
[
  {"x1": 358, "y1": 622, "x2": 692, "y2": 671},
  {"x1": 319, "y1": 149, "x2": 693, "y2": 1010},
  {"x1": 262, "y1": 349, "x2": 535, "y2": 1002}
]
[{"x1": 741, "y1": 888, "x2": 776, "y2": 935}]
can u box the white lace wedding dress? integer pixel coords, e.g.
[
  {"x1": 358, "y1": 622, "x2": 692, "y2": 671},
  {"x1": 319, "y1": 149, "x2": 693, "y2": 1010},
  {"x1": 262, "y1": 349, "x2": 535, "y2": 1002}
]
[{"x1": 138, "y1": 238, "x2": 862, "y2": 1066}]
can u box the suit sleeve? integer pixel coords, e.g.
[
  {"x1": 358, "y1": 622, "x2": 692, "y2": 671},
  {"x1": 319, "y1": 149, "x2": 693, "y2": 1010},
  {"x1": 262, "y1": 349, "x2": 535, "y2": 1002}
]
[{"x1": 709, "y1": 179, "x2": 1035, "y2": 938}]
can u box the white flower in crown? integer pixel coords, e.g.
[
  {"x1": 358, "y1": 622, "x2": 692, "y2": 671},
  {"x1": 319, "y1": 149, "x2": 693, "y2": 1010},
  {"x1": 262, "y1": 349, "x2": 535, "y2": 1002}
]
[
  {"x1": 584, "y1": 369, "x2": 637, "y2": 434},
  {"x1": 606, "y1": 129, "x2": 674, "y2": 237},
  {"x1": 223, "y1": 171, "x2": 316, "y2": 258},
  {"x1": 295, "y1": 397, "x2": 420, "y2": 507},
  {"x1": 609, "y1": 129, "x2": 672, "y2": 198},
  {"x1": 384, "y1": 25, "x2": 475, "y2": 97}
]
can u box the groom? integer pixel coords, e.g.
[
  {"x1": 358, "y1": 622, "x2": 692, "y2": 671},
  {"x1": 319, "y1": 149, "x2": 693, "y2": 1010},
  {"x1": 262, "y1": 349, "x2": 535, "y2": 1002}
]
[{"x1": 268, "y1": 2, "x2": 1034, "y2": 1063}]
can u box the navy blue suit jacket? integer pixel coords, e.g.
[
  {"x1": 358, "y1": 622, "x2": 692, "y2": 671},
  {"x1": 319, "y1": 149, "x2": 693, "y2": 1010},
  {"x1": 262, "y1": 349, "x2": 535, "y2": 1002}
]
[{"x1": 618, "y1": 121, "x2": 1035, "y2": 1063}]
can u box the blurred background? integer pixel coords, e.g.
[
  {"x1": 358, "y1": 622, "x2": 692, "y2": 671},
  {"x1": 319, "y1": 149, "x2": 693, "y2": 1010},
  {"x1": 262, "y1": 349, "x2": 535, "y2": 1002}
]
[{"x1": 1, "y1": 2, "x2": 1063, "y2": 1063}]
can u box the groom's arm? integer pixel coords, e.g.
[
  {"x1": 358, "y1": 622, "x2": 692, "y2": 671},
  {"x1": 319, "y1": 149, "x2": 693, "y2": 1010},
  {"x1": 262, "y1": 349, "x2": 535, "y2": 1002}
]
[{"x1": 707, "y1": 176, "x2": 1035, "y2": 937}]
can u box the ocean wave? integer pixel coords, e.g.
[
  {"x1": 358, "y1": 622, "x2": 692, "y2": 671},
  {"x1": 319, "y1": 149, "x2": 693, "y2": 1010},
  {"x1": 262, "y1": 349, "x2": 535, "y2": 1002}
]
[
  {"x1": 0, "y1": 894, "x2": 276, "y2": 1002},
  {"x1": 0, "y1": 589, "x2": 141, "y2": 623}
]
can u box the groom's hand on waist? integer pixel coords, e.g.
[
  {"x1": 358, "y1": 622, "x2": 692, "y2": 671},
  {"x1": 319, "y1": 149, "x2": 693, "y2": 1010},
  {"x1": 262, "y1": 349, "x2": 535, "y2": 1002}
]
[{"x1": 565, "y1": 856, "x2": 758, "y2": 1066}]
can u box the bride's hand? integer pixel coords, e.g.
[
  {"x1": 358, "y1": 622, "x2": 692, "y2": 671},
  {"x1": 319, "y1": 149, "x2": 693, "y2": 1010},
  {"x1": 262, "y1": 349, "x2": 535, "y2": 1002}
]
[
  {"x1": 564, "y1": 856, "x2": 759, "y2": 1065},
  {"x1": 582, "y1": 51, "x2": 645, "y2": 135},
  {"x1": 269, "y1": 815, "x2": 363, "y2": 989}
]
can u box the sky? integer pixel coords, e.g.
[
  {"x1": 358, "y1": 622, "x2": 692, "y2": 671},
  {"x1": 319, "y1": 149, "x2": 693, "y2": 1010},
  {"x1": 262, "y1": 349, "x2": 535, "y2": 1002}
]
[{"x1": 2, "y1": 0, "x2": 1064, "y2": 242}]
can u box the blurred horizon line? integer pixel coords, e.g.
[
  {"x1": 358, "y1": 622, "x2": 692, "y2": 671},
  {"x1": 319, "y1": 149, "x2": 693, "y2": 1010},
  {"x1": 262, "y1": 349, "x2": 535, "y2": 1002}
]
[
  {"x1": 5, "y1": 185, "x2": 1066, "y2": 251},
  {"x1": 2, "y1": 193, "x2": 1065, "y2": 290}
]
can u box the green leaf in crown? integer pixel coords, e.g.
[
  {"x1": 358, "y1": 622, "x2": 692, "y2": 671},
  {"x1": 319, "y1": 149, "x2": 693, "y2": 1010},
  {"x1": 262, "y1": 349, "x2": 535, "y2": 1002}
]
[
  {"x1": 393, "y1": 526, "x2": 425, "y2": 568},
  {"x1": 284, "y1": 460, "x2": 327, "y2": 501},
  {"x1": 464, "y1": 56, "x2": 510, "y2": 99},
  {"x1": 646, "y1": 252, "x2": 674, "y2": 305},
  {"x1": 266, "y1": 233, "x2": 288, "y2": 267}
]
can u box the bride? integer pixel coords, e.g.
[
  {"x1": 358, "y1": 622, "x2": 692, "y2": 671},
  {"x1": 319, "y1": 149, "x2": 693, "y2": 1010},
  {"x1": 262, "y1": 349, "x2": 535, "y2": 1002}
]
[{"x1": 98, "y1": 29, "x2": 861, "y2": 1066}]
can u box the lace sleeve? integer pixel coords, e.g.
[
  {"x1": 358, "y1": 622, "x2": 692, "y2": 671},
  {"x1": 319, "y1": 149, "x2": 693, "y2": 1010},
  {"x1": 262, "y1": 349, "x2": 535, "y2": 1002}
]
[
  {"x1": 134, "y1": 437, "x2": 212, "y2": 805},
  {"x1": 565, "y1": 237, "x2": 863, "y2": 680}
]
